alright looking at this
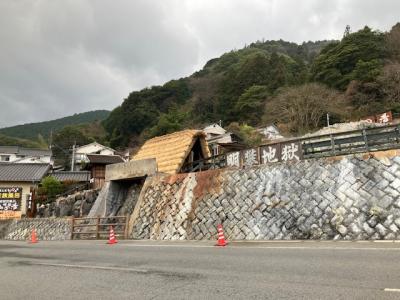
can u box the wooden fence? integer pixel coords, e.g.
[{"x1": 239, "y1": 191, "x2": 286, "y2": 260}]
[{"x1": 71, "y1": 215, "x2": 129, "y2": 240}]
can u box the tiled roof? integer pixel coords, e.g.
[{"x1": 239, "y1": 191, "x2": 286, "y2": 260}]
[
  {"x1": 52, "y1": 171, "x2": 90, "y2": 182},
  {"x1": 86, "y1": 154, "x2": 124, "y2": 165},
  {"x1": 0, "y1": 146, "x2": 51, "y2": 157},
  {"x1": 0, "y1": 146, "x2": 19, "y2": 154},
  {"x1": 0, "y1": 163, "x2": 51, "y2": 182},
  {"x1": 132, "y1": 130, "x2": 210, "y2": 174}
]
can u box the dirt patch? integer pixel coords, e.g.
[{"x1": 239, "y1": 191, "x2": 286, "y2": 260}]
[
  {"x1": 163, "y1": 173, "x2": 189, "y2": 185},
  {"x1": 193, "y1": 169, "x2": 222, "y2": 199}
]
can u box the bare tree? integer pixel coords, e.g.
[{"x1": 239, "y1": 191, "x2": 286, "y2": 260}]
[
  {"x1": 378, "y1": 63, "x2": 400, "y2": 105},
  {"x1": 263, "y1": 83, "x2": 346, "y2": 134},
  {"x1": 386, "y1": 23, "x2": 400, "y2": 62}
]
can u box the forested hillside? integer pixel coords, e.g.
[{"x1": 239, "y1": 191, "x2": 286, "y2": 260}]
[
  {"x1": 0, "y1": 110, "x2": 110, "y2": 141},
  {"x1": 103, "y1": 23, "x2": 400, "y2": 149}
]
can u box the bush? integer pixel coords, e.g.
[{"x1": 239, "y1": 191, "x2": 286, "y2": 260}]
[{"x1": 39, "y1": 176, "x2": 63, "y2": 202}]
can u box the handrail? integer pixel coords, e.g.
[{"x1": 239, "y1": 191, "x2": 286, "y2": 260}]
[
  {"x1": 71, "y1": 215, "x2": 129, "y2": 240},
  {"x1": 182, "y1": 124, "x2": 400, "y2": 173}
]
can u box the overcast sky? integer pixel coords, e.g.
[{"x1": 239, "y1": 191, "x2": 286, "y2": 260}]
[{"x1": 0, "y1": 0, "x2": 399, "y2": 128}]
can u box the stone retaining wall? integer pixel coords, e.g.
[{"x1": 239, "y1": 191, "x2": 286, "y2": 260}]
[
  {"x1": 130, "y1": 151, "x2": 400, "y2": 240},
  {"x1": 1, "y1": 218, "x2": 72, "y2": 240},
  {"x1": 38, "y1": 189, "x2": 99, "y2": 218}
]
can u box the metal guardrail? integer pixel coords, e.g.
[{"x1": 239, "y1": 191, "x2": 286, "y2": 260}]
[
  {"x1": 182, "y1": 124, "x2": 400, "y2": 173},
  {"x1": 71, "y1": 215, "x2": 129, "y2": 240}
]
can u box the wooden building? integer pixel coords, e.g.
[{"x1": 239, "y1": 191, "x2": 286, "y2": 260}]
[
  {"x1": 0, "y1": 163, "x2": 51, "y2": 219},
  {"x1": 85, "y1": 154, "x2": 124, "y2": 189},
  {"x1": 132, "y1": 130, "x2": 210, "y2": 174}
]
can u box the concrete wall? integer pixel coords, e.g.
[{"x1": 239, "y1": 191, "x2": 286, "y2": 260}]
[
  {"x1": 105, "y1": 159, "x2": 157, "y2": 182},
  {"x1": 130, "y1": 150, "x2": 400, "y2": 240},
  {"x1": 0, "y1": 218, "x2": 72, "y2": 240}
]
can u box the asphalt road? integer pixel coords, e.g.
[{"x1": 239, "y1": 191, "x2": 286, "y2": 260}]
[{"x1": 1, "y1": 240, "x2": 400, "y2": 299}]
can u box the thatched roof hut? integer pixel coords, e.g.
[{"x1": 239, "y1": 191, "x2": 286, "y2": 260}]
[{"x1": 132, "y1": 130, "x2": 210, "y2": 174}]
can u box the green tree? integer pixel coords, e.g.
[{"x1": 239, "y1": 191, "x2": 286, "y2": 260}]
[
  {"x1": 226, "y1": 122, "x2": 263, "y2": 147},
  {"x1": 148, "y1": 107, "x2": 188, "y2": 137},
  {"x1": 39, "y1": 176, "x2": 63, "y2": 202},
  {"x1": 234, "y1": 85, "x2": 268, "y2": 125},
  {"x1": 312, "y1": 26, "x2": 386, "y2": 89}
]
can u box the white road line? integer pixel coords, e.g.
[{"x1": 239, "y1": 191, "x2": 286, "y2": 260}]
[
  {"x1": 31, "y1": 262, "x2": 148, "y2": 273},
  {"x1": 121, "y1": 244, "x2": 400, "y2": 251},
  {"x1": 384, "y1": 288, "x2": 400, "y2": 292}
]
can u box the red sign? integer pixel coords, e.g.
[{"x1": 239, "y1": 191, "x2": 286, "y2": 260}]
[
  {"x1": 376, "y1": 111, "x2": 392, "y2": 124},
  {"x1": 361, "y1": 111, "x2": 393, "y2": 124},
  {"x1": 361, "y1": 116, "x2": 376, "y2": 123}
]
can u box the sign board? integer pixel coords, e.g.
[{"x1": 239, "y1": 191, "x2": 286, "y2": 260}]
[
  {"x1": 280, "y1": 142, "x2": 303, "y2": 162},
  {"x1": 361, "y1": 111, "x2": 393, "y2": 124},
  {"x1": 0, "y1": 187, "x2": 22, "y2": 219},
  {"x1": 361, "y1": 116, "x2": 376, "y2": 123},
  {"x1": 242, "y1": 148, "x2": 259, "y2": 167},
  {"x1": 376, "y1": 111, "x2": 392, "y2": 124},
  {"x1": 261, "y1": 144, "x2": 281, "y2": 164},
  {"x1": 0, "y1": 211, "x2": 22, "y2": 220},
  {"x1": 227, "y1": 142, "x2": 303, "y2": 168},
  {"x1": 226, "y1": 151, "x2": 241, "y2": 167}
]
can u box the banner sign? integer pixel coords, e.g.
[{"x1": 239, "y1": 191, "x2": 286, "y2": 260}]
[
  {"x1": 226, "y1": 142, "x2": 302, "y2": 168},
  {"x1": 361, "y1": 111, "x2": 393, "y2": 124},
  {"x1": 0, "y1": 187, "x2": 22, "y2": 211},
  {"x1": 0, "y1": 211, "x2": 22, "y2": 220}
]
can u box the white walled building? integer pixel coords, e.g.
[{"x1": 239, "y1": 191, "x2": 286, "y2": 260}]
[
  {"x1": 0, "y1": 146, "x2": 53, "y2": 164},
  {"x1": 73, "y1": 142, "x2": 118, "y2": 170}
]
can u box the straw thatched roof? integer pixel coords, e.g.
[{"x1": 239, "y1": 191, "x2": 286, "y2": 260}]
[{"x1": 132, "y1": 130, "x2": 210, "y2": 174}]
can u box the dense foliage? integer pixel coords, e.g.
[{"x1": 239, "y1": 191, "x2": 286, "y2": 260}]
[
  {"x1": 0, "y1": 110, "x2": 110, "y2": 141},
  {"x1": 0, "y1": 133, "x2": 47, "y2": 148},
  {"x1": 38, "y1": 176, "x2": 63, "y2": 202}
]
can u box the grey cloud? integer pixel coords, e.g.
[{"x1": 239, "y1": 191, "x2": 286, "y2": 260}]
[{"x1": 0, "y1": 0, "x2": 398, "y2": 128}]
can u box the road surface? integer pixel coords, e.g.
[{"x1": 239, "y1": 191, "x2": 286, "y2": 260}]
[{"x1": 1, "y1": 240, "x2": 400, "y2": 299}]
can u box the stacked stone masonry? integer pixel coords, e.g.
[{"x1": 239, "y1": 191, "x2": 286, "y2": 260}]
[
  {"x1": 0, "y1": 218, "x2": 72, "y2": 241},
  {"x1": 38, "y1": 189, "x2": 99, "y2": 218},
  {"x1": 131, "y1": 152, "x2": 400, "y2": 240}
]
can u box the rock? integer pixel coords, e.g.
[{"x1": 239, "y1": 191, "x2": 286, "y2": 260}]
[
  {"x1": 375, "y1": 224, "x2": 388, "y2": 237},
  {"x1": 337, "y1": 225, "x2": 347, "y2": 236}
]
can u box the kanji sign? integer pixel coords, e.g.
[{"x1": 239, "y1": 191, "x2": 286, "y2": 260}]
[
  {"x1": 361, "y1": 111, "x2": 393, "y2": 124},
  {"x1": 242, "y1": 148, "x2": 259, "y2": 167},
  {"x1": 227, "y1": 142, "x2": 303, "y2": 168},
  {"x1": 226, "y1": 152, "x2": 240, "y2": 167},
  {"x1": 376, "y1": 111, "x2": 392, "y2": 124},
  {"x1": 361, "y1": 116, "x2": 376, "y2": 123},
  {"x1": 261, "y1": 145, "x2": 280, "y2": 164},
  {"x1": 0, "y1": 187, "x2": 22, "y2": 212},
  {"x1": 281, "y1": 142, "x2": 302, "y2": 162}
]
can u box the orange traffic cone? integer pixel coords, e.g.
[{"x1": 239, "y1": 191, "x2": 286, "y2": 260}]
[
  {"x1": 29, "y1": 229, "x2": 38, "y2": 244},
  {"x1": 107, "y1": 226, "x2": 117, "y2": 245},
  {"x1": 215, "y1": 224, "x2": 227, "y2": 247}
]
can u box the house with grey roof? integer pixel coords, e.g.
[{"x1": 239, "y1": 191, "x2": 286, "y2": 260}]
[
  {"x1": 0, "y1": 146, "x2": 53, "y2": 164},
  {"x1": 0, "y1": 163, "x2": 51, "y2": 219}
]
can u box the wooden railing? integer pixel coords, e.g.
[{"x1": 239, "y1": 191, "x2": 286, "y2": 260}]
[
  {"x1": 182, "y1": 124, "x2": 400, "y2": 172},
  {"x1": 71, "y1": 215, "x2": 129, "y2": 240}
]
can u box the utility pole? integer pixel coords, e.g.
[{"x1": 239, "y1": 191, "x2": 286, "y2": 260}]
[
  {"x1": 49, "y1": 129, "x2": 53, "y2": 150},
  {"x1": 71, "y1": 141, "x2": 76, "y2": 171}
]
